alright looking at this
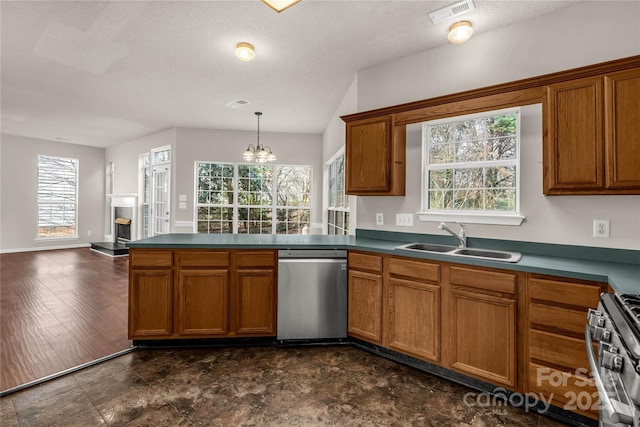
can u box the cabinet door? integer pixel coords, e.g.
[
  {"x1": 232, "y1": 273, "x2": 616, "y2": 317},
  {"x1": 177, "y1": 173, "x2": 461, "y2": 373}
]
[
  {"x1": 234, "y1": 268, "x2": 276, "y2": 335},
  {"x1": 345, "y1": 116, "x2": 405, "y2": 195},
  {"x1": 543, "y1": 76, "x2": 604, "y2": 193},
  {"x1": 449, "y1": 289, "x2": 516, "y2": 387},
  {"x1": 177, "y1": 269, "x2": 229, "y2": 336},
  {"x1": 129, "y1": 269, "x2": 173, "y2": 338},
  {"x1": 605, "y1": 68, "x2": 640, "y2": 190},
  {"x1": 388, "y1": 277, "x2": 440, "y2": 362},
  {"x1": 347, "y1": 269, "x2": 383, "y2": 344}
]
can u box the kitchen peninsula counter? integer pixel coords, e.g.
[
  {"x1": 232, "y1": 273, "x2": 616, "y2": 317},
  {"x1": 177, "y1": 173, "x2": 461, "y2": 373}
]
[{"x1": 127, "y1": 231, "x2": 639, "y2": 294}]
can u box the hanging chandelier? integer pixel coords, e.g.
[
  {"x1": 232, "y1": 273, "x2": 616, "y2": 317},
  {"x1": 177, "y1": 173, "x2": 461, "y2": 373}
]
[{"x1": 242, "y1": 112, "x2": 276, "y2": 163}]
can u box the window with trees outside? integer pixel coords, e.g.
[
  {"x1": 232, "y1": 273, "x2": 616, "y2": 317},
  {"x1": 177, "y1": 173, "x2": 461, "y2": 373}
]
[
  {"x1": 37, "y1": 155, "x2": 78, "y2": 238},
  {"x1": 196, "y1": 162, "x2": 311, "y2": 234},
  {"x1": 422, "y1": 108, "x2": 522, "y2": 225},
  {"x1": 327, "y1": 153, "x2": 349, "y2": 235}
]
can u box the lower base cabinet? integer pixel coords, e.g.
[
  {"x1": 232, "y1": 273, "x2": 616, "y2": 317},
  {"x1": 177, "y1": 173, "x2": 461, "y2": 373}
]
[
  {"x1": 387, "y1": 256, "x2": 441, "y2": 362},
  {"x1": 449, "y1": 288, "x2": 517, "y2": 387},
  {"x1": 347, "y1": 253, "x2": 384, "y2": 344},
  {"x1": 129, "y1": 249, "x2": 276, "y2": 340},
  {"x1": 526, "y1": 275, "x2": 604, "y2": 420},
  {"x1": 129, "y1": 269, "x2": 173, "y2": 337},
  {"x1": 235, "y1": 268, "x2": 276, "y2": 335},
  {"x1": 177, "y1": 269, "x2": 229, "y2": 336}
]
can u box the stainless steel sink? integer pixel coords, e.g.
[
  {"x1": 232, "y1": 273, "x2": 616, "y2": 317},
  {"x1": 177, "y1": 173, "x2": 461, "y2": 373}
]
[
  {"x1": 395, "y1": 242, "x2": 458, "y2": 253},
  {"x1": 452, "y1": 248, "x2": 521, "y2": 263},
  {"x1": 394, "y1": 242, "x2": 522, "y2": 263}
]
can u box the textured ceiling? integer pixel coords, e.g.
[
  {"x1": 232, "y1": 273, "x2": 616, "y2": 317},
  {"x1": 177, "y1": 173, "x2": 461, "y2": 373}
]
[{"x1": 1, "y1": 0, "x2": 582, "y2": 148}]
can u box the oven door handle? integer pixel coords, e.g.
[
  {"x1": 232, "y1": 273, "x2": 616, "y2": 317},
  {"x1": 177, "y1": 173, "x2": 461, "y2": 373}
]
[{"x1": 585, "y1": 325, "x2": 634, "y2": 424}]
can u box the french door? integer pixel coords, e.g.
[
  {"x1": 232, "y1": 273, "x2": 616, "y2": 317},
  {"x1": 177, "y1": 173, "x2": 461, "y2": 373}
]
[{"x1": 151, "y1": 164, "x2": 171, "y2": 235}]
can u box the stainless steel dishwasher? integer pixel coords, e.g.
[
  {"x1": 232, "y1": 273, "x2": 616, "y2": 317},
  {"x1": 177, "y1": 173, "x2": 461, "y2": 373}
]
[{"x1": 277, "y1": 249, "x2": 347, "y2": 341}]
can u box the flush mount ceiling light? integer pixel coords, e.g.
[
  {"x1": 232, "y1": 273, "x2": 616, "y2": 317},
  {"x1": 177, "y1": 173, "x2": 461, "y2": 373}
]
[
  {"x1": 243, "y1": 112, "x2": 276, "y2": 163},
  {"x1": 448, "y1": 21, "x2": 473, "y2": 44},
  {"x1": 261, "y1": 0, "x2": 301, "y2": 13},
  {"x1": 235, "y1": 42, "x2": 255, "y2": 61}
]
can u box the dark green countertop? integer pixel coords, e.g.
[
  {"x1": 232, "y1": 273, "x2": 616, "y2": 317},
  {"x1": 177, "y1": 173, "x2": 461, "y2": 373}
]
[{"x1": 127, "y1": 232, "x2": 639, "y2": 294}]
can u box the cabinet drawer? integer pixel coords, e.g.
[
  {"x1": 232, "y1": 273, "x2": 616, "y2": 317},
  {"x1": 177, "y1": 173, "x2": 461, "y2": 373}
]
[
  {"x1": 528, "y1": 362, "x2": 598, "y2": 419},
  {"x1": 529, "y1": 277, "x2": 601, "y2": 309},
  {"x1": 177, "y1": 251, "x2": 230, "y2": 267},
  {"x1": 450, "y1": 266, "x2": 516, "y2": 294},
  {"x1": 529, "y1": 329, "x2": 593, "y2": 371},
  {"x1": 348, "y1": 252, "x2": 383, "y2": 273},
  {"x1": 529, "y1": 303, "x2": 589, "y2": 336},
  {"x1": 389, "y1": 257, "x2": 439, "y2": 283},
  {"x1": 130, "y1": 249, "x2": 173, "y2": 267},
  {"x1": 236, "y1": 251, "x2": 275, "y2": 268}
]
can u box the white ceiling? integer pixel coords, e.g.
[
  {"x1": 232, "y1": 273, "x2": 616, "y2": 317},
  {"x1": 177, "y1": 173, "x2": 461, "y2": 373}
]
[{"x1": 1, "y1": 0, "x2": 582, "y2": 148}]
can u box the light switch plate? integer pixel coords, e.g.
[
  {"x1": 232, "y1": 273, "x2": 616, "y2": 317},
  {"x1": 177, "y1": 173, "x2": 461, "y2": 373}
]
[
  {"x1": 396, "y1": 213, "x2": 413, "y2": 227},
  {"x1": 179, "y1": 194, "x2": 187, "y2": 202},
  {"x1": 179, "y1": 201, "x2": 187, "y2": 209}
]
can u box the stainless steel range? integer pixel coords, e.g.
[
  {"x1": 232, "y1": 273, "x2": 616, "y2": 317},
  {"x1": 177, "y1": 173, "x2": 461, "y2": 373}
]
[{"x1": 586, "y1": 293, "x2": 640, "y2": 427}]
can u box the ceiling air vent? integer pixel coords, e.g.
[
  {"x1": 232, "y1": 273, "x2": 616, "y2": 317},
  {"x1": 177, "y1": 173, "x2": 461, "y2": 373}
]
[
  {"x1": 428, "y1": 0, "x2": 475, "y2": 24},
  {"x1": 225, "y1": 99, "x2": 251, "y2": 109}
]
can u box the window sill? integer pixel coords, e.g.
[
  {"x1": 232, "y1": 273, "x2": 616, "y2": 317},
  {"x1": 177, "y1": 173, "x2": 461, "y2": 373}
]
[
  {"x1": 34, "y1": 236, "x2": 79, "y2": 242},
  {"x1": 417, "y1": 211, "x2": 525, "y2": 226}
]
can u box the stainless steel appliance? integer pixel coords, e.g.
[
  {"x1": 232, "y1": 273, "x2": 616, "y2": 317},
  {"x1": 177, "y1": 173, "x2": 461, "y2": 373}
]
[
  {"x1": 586, "y1": 293, "x2": 640, "y2": 426},
  {"x1": 277, "y1": 249, "x2": 347, "y2": 341}
]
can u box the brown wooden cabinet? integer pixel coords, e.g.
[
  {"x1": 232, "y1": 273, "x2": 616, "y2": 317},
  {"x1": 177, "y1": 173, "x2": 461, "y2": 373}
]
[
  {"x1": 525, "y1": 275, "x2": 606, "y2": 420},
  {"x1": 343, "y1": 115, "x2": 406, "y2": 196},
  {"x1": 446, "y1": 266, "x2": 518, "y2": 388},
  {"x1": 128, "y1": 249, "x2": 174, "y2": 338},
  {"x1": 604, "y1": 68, "x2": 640, "y2": 189},
  {"x1": 234, "y1": 251, "x2": 276, "y2": 335},
  {"x1": 347, "y1": 252, "x2": 384, "y2": 344},
  {"x1": 386, "y1": 256, "x2": 441, "y2": 362},
  {"x1": 543, "y1": 67, "x2": 640, "y2": 195},
  {"x1": 175, "y1": 251, "x2": 231, "y2": 336},
  {"x1": 129, "y1": 248, "x2": 276, "y2": 340}
]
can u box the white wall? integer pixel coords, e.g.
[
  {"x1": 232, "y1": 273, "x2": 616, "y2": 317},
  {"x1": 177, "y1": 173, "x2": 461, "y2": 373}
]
[
  {"x1": 174, "y1": 127, "x2": 323, "y2": 232},
  {"x1": 321, "y1": 77, "x2": 359, "y2": 233},
  {"x1": 0, "y1": 134, "x2": 106, "y2": 252},
  {"x1": 340, "y1": 1, "x2": 640, "y2": 249},
  {"x1": 106, "y1": 127, "x2": 323, "y2": 235}
]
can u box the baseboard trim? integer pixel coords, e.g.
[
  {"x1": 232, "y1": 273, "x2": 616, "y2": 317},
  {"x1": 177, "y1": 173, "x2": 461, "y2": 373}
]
[{"x1": 0, "y1": 243, "x2": 91, "y2": 254}]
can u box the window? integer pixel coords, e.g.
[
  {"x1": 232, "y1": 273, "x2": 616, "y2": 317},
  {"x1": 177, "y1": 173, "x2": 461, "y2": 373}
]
[
  {"x1": 276, "y1": 166, "x2": 311, "y2": 234},
  {"x1": 196, "y1": 162, "x2": 234, "y2": 234},
  {"x1": 37, "y1": 155, "x2": 78, "y2": 238},
  {"x1": 420, "y1": 108, "x2": 524, "y2": 226},
  {"x1": 327, "y1": 152, "x2": 350, "y2": 235},
  {"x1": 195, "y1": 162, "x2": 311, "y2": 234}
]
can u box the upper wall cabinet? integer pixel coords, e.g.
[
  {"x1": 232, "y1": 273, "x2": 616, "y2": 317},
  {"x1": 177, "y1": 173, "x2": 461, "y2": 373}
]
[
  {"x1": 543, "y1": 68, "x2": 640, "y2": 195},
  {"x1": 604, "y1": 68, "x2": 640, "y2": 190},
  {"x1": 343, "y1": 115, "x2": 406, "y2": 196}
]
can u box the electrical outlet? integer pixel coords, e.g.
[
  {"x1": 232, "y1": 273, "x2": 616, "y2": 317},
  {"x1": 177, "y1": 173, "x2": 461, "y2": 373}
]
[
  {"x1": 87, "y1": 230, "x2": 92, "y2": 237},
  {"x1": 593, "y1": 219, "x2": 610, "y2": 238},
  {"x1": 396, "y1": 213, "x2": 413, "y2": 227},
  {"x1": 376, "y1": 213, "x2": 384, "y2": 225}
]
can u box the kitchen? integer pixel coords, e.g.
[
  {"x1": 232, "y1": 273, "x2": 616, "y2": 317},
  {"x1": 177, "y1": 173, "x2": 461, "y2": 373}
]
[{"x1": 1, "y1": 0, "x2": 639, "y2": 426}]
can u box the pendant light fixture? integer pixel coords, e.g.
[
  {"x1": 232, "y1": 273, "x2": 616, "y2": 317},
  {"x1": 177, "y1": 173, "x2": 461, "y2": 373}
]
[{"x1": 243, "y1": 112, "x2": 276, "y2": 163}]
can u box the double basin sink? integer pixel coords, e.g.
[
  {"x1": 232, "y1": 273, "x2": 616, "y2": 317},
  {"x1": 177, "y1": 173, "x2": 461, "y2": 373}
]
[{"x1": 394, "y1": 242, "x2": 522, "y2": 263}]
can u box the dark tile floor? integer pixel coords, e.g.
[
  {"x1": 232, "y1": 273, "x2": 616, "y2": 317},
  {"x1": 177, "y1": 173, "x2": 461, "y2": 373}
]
[{"x1": 0, "y1": 345, "x2": 568, "y2": 426}]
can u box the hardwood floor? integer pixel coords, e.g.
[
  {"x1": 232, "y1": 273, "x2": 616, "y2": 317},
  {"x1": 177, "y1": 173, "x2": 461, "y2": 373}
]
[{"x1": 0, "y1": 248, "x2": 131, "y2": 393}]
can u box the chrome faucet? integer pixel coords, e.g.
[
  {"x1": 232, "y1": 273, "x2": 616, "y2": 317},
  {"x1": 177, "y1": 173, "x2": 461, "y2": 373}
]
[{"x1": 438, "y1": 222, "x2": 467, "y2": 248}]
